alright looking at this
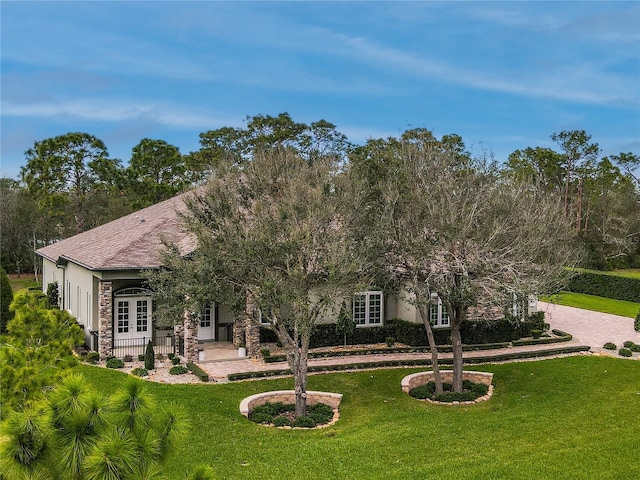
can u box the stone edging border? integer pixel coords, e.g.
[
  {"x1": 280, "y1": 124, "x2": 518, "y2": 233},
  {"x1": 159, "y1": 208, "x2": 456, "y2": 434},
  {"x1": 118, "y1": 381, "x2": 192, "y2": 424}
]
[
  {"x1": 239, "y1": 390, "x2": 343, "y2": 429},
  {"x1": 401, "y1": 370, "x2": 494, "y2": 406}
]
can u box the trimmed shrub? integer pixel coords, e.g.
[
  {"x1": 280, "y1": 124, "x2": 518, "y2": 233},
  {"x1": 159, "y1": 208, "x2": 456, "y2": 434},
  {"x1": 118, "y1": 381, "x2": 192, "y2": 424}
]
[
  {"x1": 260, "y1": 348, "x2": 271, "y2": 360},
  {"x1": 618, "y1": 347, "x2": 633, "y2": 357},
  {"x1": 308, "y1": 403, "x2": 334, "y2": 425},
  {"x1": 435, "y1": 391, "x2": 476, "y2": 402},
  {"x1": 171, "y1": 357, "x2": 181, "y2": 365},
  {"x1": 635, "y1": 310, "x2": 640, "y2": 332},
  {"x1": 169, "y1": 365, "x2": 189, "y2": 375},
  {"x1": 106, "y1": 357, "x2": 124, "y2": 369},
  {"x1": 409, "y1": 382, "x2": 437, "y2": 399},
  {"x1": 273, "y1": 416, "x2": 292, "y2": 427},
  {"x1": 385, "y1": 336, "x2": 396, "y2": 347},
  {"x1": 86, "y1": 352, "x2": 100, "y2": 364},
  {"x1": 410, "y1": 380, "x2": 489, "y2": 403},
  {"x1": 252, "y1": 402, "x2": 292, "y2": 416},
  {"x1": 531, "y1": 329, "x2": 542, "y2": 339},
  {"x1": 131, "y1": 367, "x2": 148, "y2": 377},
  {"x1": 292, "y1": 416, "x2": 316, "y2": 428},
  {"x1": 167, "y1": 353, "x2": 175, "y2": 360},
  {"x1": 46, "y1": 281, "x2": 60, "y2": 310},
  {"x1": 123, "y1": 354, "x2": 133, "y2": 363},
  {"x1": 249, "y1": 412, "x2": 273, "y2": 424},
  {"x1": 187, "y1": 362, "x2": 210, "y2": 382},
  {"x1": 623, "y1": 341, "x2": 635, "y2": 349},
  {"x1": 138, "y1": 354, "x2": 145, "y2": 361},
  {"x1": 567, "y1": 270, "x2": 640, "y2": 303},
  {"x1": 144, "y1": 340, "x2": 155, "y2": 370},
  {"x1": 630, "y1": 344, "x2": 640, "y2": 353},
  {"x1": 603, "y1": 342, "x2": 617, "y2": 350}
]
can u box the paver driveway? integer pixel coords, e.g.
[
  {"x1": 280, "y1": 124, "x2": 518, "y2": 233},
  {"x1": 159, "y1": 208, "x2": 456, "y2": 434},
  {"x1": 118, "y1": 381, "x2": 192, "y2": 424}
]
[{"x1": 539, "y1": 301, "x2": 639, "y2": 352}]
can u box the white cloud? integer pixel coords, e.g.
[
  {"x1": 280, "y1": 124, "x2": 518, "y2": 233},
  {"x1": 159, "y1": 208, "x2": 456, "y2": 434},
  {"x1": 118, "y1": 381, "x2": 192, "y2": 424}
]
[{"x1": 1, "y1": 99, "x2": 238, "y2": 130}]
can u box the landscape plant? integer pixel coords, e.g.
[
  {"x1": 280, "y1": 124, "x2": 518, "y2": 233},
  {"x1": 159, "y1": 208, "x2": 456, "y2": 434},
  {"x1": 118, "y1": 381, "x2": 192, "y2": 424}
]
[
  {"x1": 0, "y1": 290, "x2": 83, "y2": 416},
  {"x1": 147, "y1": 148, "x2": 364, "y2": 418},
  {"x1": 0, "y1": 374, "x2": 198, "y2": 479},
  {"x1": 618, "y1": 347, "x2": 632, "y2": 357},
  {"x1": 46, "y1": 281, "x2": 59, "y2": 309},
  {"x1": 144, "y1": 339, "x2": 155, "y2": 370},
  {"x1": 354, "y1": 130, "x2": 579, "y2": 393}
]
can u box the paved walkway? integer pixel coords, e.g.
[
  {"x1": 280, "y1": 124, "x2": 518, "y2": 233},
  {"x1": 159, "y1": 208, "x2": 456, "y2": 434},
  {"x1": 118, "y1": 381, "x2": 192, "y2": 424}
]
[{"x1": 196, "y1": 303, "x2": 639, "y2": 382}]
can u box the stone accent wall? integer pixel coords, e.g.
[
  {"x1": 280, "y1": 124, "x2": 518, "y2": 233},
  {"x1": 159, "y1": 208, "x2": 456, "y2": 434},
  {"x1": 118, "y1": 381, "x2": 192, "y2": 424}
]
[
  {"x1": 239, "y1": 390, "x2": 343, "y2": 417},
  {"x1": 401, "y1": 370, "x2": 494, "y2": 393},
  {"x1": 233, "y1": 316, "x2": 245, "y2": 348},
  {"x1": 98, "y1": 281, "x2": 113, "y2": 358},
  {"x1": 234, "y1": 295, "x2": 261, "y2": 356},
  {"x1": 182, "y1": 311, "x2": 199, "y2": 362},
  {"x1": 468, "y1": 304, "x2": 504, "y2": 321},
  {"x1": 245, "y1": 320, "x2": 260, "y2": 357}
]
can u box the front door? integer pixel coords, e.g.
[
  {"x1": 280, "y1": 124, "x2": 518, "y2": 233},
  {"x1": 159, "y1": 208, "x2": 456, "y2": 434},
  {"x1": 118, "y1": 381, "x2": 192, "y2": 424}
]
[
  {"x1": 197, "y1": 303, "x2": 215, "y2": 341},
  {"x1": 115, "y1": 298, "x2": 151, "y2": 343},
  {"x1": 113, "y1": 288, "x2": 153, "y2": 346}
]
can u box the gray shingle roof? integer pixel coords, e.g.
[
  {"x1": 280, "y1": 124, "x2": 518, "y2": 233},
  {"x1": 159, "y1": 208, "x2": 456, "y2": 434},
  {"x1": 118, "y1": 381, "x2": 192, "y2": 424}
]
[{"x1": 36, "y1": 191, "x2": 197, "y2": 271}]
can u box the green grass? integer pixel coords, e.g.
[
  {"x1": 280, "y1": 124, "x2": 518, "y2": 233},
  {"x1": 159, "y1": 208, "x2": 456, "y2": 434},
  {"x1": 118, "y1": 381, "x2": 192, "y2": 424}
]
[
  {"x1": 78, "y1": 356, "x2": 640, "y2": 479},
  {"x1": 7, "y1": 273, "x2": 40, "y2": 293},
  {"x1": 571, "y1": 267, "x2": 640, "y2": 279},
  {"x1": 542, "y1": 291, "x2": 640, "y2": 318}
]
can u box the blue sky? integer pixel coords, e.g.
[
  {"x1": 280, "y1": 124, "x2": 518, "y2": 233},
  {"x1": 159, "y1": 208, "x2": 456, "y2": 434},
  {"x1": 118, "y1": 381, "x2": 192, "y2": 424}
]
[{"x1": 2, "y1": 1, "x2": 639, "y2": 180}]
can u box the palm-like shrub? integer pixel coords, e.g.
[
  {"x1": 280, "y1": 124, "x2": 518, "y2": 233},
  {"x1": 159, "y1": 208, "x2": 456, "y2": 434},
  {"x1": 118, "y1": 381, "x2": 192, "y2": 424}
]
[{"x1": 0, "y1": 374, "x2": 193, "y2": 479}]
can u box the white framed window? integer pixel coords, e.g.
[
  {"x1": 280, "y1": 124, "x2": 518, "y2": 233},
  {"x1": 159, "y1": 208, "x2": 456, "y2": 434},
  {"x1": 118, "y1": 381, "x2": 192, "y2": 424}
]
[
  {"x1": 353, "y1": 291, "x2": 383, "y2": 326},
  {"x1": 200, "y1": 303, "x2": 212, "y2": 328},
  {"x1": 136, "y1": 300, "x2": 148, "y2": 332},
  {"x1": 429, "y1": 296, "x2": 450, "y2": 328},
  {"x1": 117, "y1": 301, "x2": 130, "y2": 333},
  {"x1": 86, "y1": 293, "x2": 91, "y2": 325},
  {"x1": 77, "y1": 286, "x2": 81, "y2": 320}
]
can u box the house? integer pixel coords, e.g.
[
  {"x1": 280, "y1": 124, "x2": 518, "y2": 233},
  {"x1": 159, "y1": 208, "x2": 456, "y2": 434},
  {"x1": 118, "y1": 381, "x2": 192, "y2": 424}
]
[
  {"x1": 36, "y1": 191, "x2": 229, "y2": 362},
  {"x1": 36, "y1": 191, "x2": 536, "y2": 363}
]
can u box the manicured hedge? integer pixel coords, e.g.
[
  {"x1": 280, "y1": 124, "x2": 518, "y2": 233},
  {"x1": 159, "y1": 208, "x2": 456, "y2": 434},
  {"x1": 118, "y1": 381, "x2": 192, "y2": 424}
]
[
  {"x1": 260, "y1": 313, "x2": 546, "y2": 349},
  {"x1": 567, "y1": 271, "x2": 640, "y2": 303},
  {"x1": 227, "y1": 345, "x2": 590, "y2": 381},
  {"x1": 187, "y1": 361, "x2": 210, "y2": 382}
]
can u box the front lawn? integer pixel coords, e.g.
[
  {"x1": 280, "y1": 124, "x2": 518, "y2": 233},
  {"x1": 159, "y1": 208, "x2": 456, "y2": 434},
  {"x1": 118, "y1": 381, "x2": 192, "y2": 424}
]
[
  {"x1": 7, "y1": 273, "x2": 40, "y2": 293},
  {"x1": 571, "y1": 267, "x2": 640, "y2": 279},
  {"x1": 78, "y1": 356, "x2": 640, "y2": 479},
  {"x1": 542, "y1": 291, "x2": 640, "y2": 318}
]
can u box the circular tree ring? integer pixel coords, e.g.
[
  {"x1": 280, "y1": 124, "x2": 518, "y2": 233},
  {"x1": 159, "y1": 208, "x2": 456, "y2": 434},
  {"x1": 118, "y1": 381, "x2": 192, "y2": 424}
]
[{"x1": 401, "y1": 370, "x2": 494, "y2": 405}]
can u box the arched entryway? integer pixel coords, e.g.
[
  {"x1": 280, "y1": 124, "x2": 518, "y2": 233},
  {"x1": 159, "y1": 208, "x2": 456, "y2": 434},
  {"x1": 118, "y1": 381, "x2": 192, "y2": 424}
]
[{"x1": 113, "y1": 287, "x2": 152, "y2": 346}]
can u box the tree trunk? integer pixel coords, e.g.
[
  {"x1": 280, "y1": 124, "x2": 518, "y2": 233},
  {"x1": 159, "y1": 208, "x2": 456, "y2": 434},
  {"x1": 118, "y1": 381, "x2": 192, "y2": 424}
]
[
  {"x1": 418, "y1": 303, "x2": 443, "y2": 395},
  {"x1": 450, "y1": 307, "x2": 465, "y2": 393},
  {"x1": 288, "y1": 345, "x2": 309, "y2": 418}
]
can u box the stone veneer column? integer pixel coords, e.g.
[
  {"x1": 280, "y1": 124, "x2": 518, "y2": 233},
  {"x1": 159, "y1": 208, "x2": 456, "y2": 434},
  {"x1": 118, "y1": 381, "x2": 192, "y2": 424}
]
[
  {"x1": 98, "y1": 281, "x2": 113, "y2": 358},
  {"x1": 245, "y1": 320, "x2": 260, "y2": 357},
  {"x1": 238, "y1": 294, "x2": 261, "y2": 357},
  {"x1": 182, "y1": 311, "x2": 199, "y2": 363},
  {"x1": 233, "y1": 316, "x2": 246, "y2": 348}
]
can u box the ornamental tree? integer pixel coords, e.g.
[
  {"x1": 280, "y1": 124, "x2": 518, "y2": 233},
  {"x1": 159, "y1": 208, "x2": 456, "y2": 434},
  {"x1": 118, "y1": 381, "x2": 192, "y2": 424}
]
[
  {"x1": 357, "y1": 131, "x2": 580, "y2": 393},
  {"x1": 148, "y1": 148, "x2": 363, "y2": 418}
]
